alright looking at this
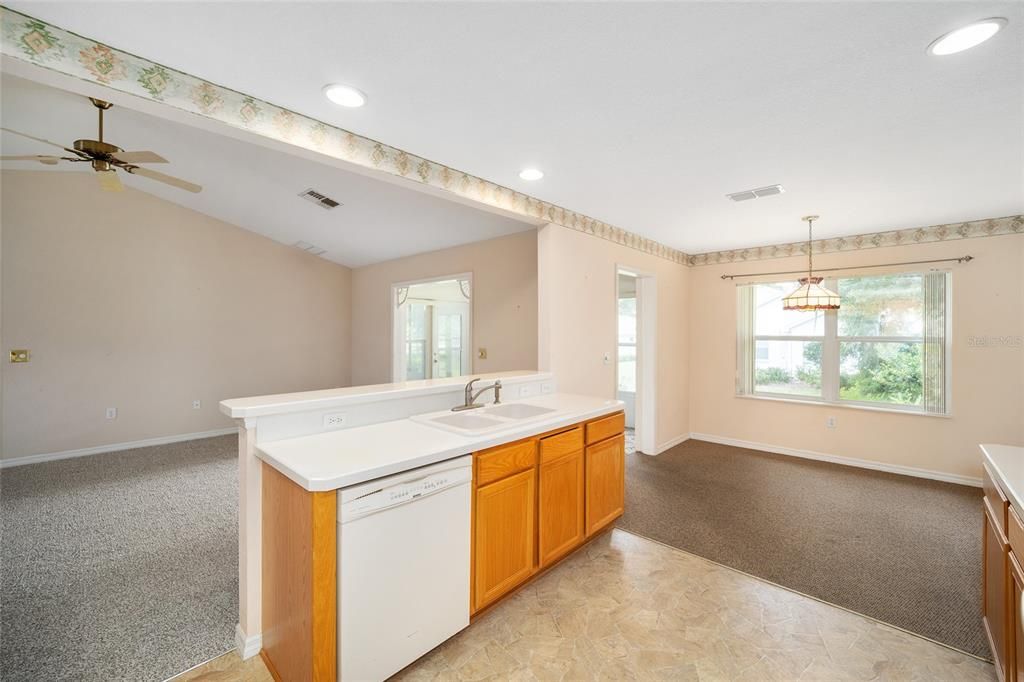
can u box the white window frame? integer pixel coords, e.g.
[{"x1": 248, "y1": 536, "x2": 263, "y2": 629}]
[{"x1": 742, "y1": 271, "x2": 952, "y2": 415}]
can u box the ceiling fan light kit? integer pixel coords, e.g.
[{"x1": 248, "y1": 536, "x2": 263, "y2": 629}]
[{"x1": 1, "y1": 96, "x2": 201, "y2": 193}]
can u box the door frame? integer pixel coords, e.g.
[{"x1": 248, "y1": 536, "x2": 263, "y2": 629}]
[
  {"x1": 390, "y1": 272, "x2": 473, "y2": 382},
  {"x1": 615, "y1": 265, "x2": 656, "y2": 455}
]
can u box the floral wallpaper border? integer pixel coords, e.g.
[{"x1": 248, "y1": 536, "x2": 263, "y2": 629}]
[
  {"x1": 0, "y1": 5, "x2": 688, "y2": 265},
  {"x1": 686, "y1": 215, "x2": 1023, "y2": 266},
  {"x1": 2, "y1": 7, "x2": 1020, "y2": 270}
]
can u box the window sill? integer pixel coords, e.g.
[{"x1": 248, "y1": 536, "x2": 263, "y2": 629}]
[{"x1": 736, "y1": 393, "x2": 952, "y2": 419}]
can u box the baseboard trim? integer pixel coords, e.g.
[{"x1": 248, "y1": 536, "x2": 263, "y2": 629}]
[
  {"x1": 689, "y1": 432, "x2": 982, "y2": 488},
  {"x1": 235, "y1": 623, "x2": 262, "y2": 660},
  {"x1": 0, "y1": 427, "x2": 239, "y2": 469},
  {"x1": 653, "y1": 432, "x2": 691, "y2": 455}
]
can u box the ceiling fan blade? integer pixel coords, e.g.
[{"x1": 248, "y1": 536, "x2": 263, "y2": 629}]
[
  {"x1": 124, "y1": 165, "x2": 202, "y2": 193},
  {"x1": 97, "y1": 169, "x2": 124, "y2": 192},
  {"x1": 110, "y1": 151, "x2": 168, "y2": 164},
  {"x1": 1, "y1": 127, "x2": 75, "y2": 153},
  {"x1": 1, "y1": 154, "x2": 61, "y2": 165}
]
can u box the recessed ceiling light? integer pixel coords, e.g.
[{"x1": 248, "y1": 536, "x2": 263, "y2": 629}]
[
  {"x1": 927, "y1": 18, "x2": 1007, "y2": 56},
  {"x1": 519, "y1": 168, "x2": 544, "y2": 181},
  {"x1": 323, "y1": 83, "x2": 367, "y2": 108}
]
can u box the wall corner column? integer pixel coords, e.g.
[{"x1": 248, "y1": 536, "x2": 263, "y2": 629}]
[{"x1": 237, "y1": 418, "x2": 262, "y2": 659}]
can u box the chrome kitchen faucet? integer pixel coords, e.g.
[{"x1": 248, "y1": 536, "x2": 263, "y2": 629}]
[{"x1": 452, "y1": 378, "x2": 502, "y2": 412}]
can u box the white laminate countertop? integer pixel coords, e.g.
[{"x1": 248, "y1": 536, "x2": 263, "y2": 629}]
[
  {"x1": 982, "y1": 444, "x2": 1024, "y2": 513},
  {"x1": 256, "y1": 393, "x2": 624, "y2": 491}
]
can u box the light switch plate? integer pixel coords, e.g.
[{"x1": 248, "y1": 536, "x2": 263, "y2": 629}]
[{"x1": 9, "y1": 349, "x2": 29, "y2": 363}]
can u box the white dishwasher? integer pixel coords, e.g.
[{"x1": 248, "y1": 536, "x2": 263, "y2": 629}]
[{"x1": 338, "y1": 455, "x2": 472, "y2": 681}]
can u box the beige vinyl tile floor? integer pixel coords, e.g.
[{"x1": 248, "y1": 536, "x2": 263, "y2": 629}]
[{"x1": 175, "y1": 529, "x2": 994, "y2": 681}]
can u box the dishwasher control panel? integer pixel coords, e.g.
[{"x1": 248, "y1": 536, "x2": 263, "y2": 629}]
[{"x1": 341, "y1": 460, "x2": 472, "y2": 521}]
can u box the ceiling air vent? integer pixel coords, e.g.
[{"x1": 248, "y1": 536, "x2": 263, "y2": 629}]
[
  {"x1": 293, "y1": 240, "x2": 327, "y2": 257},
  {"x1": 298, "y1": 188, "x2": 342, "y2": 209},
  {"x1": 726, "y1": 184, "x2": 785, "y2": 202}
]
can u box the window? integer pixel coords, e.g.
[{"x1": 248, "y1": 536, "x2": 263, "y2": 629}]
[
  {"x1": 618, "y1": 296, "x2": 637, "y2": 393},
  {"x1": 737, "y1": 271, "x2": 950, "y2": 414},
  {"x1": 404, "y1": 303, "x2": 429, "y2": 380}
]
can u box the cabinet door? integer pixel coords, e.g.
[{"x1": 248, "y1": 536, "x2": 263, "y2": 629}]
[
  {"x1": 985, "y1": 500, "x2": 1010, "y2": 680},
  {"x1": 1012, "y1": 552, "x2": 1024, "y2": 682},
  {"x1": 473, "y1": 468, "x2": 535, "y2": 612},
  {"x1": 539, "y1": 449, "x2": 585, "y2": 568},
  {"x1": 585, "y1": 434, "x2": 625, "y2": 537}
]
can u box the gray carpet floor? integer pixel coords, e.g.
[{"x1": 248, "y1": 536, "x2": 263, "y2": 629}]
[
  {"x1": 0, "y1": 435, "x2": 238, "y2": 681},
  {"x1": 618, "y1": 432, "x2": 986, "y2": 658}
]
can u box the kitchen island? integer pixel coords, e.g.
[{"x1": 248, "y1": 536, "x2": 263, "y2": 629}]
[
  {"x1": 220, "y1": 373, "x2": 625, "y2": 681},
  {"x1": 981, "y1": 443, "x2": 1024, "y2": 682}
]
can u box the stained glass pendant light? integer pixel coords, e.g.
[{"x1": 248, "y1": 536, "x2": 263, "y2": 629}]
[{"x1": 782, "y1": 215, "x2": 841, "y2": 311}]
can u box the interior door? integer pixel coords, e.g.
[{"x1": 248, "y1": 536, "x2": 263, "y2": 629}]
[{"x1": 432, "y1": 302, "x2": 469, "y2": 378}]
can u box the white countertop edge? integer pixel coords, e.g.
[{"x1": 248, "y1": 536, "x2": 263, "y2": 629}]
[
  {"x1": 981, "y1": 443, "x2": 1024, "y2": 515},
  {"x1": 219, "y1": 371, "x2": 552, "y2": 419},
  {"x1": 256, "y1": 398, "x2": 623, "y2": 491}
]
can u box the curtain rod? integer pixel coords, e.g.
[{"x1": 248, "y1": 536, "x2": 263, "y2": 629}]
[{"x1": 720, "y1": 255, "x2": 973, "y2": 280}]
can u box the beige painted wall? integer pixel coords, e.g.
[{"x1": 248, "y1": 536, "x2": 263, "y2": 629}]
[
  {"x1": 687, "y1": 233, "x2": 1024, "y2": 480},
  {"x1": 537, "y1": 223, "x2": 690, "y2": 451},
  {"x1": 1, "y1": 171, "x2": 352, "y2": 460},
  {"x1": 349, "y1": 230, "x2": 538, "y2": 386}
]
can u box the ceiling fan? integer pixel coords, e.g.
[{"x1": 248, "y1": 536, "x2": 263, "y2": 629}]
[{"x1": 1, "y1": 97, "x2": 202, "y2": 193}]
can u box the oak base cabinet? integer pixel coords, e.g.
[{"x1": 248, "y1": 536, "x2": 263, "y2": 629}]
[
  {"x1": 473, "y1": 468, "x2": 536, "y2": 612},
  {"x1": 472, "y1": 412, "x2": 625, "y2": 615},
  {"x1": 538, "y1": 448, "x2": 585, "y2": 568},
  {"x1": 1011, "y1": 552, "x2": 1024, "y2": 682},
  {"x1": 984, "y1": 501, "x2": 1009, "y2": 681},
  {"x1": 585, "y1": 434, "x2": 625, "y2": 538}
]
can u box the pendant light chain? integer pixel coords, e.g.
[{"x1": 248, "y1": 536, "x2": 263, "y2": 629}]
[
  {"x1": 782, "y1": 214, "x2": 841, "y2": 311},
  {"x1": 807, "y1": 217, "x2": 813, "y2": 277}
]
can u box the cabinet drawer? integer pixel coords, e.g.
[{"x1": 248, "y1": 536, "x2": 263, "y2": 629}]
[
  {"x1": 540, "y1": 427, "x2": 583, "y2": 464},
  {"x1": 984, "y1": 464, "x2": 1009, "y2": 537},
  {"x1": 476, "y1": 440, "x2": 537, "y2": 487},
  {"x1": 585, "y1": 412, "x2": 625, "y2": 445}
]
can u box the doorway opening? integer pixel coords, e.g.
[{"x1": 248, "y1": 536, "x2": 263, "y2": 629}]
[
  {"x1": 617, "y1": 267, "x2": 656, "y2": 454},
  {"x1": 392, "y1": 274, "x2": 472, "y2": 381}
]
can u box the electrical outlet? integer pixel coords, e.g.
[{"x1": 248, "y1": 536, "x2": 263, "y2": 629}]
[
  {"x1": 826, "y1": 416, "x2": 837, "y2": 429},
  {"x1": 323, "y1": 413, "x2": 347, "y2": 429},
  {"x1": 192, "y1": 400, "x2": 202, "y2": 410},
  {"x1": 541, "y1": 382, "x2": 554, "y2": 394},
  {"x1": 105, "y1": 407, "x2": 117, "y2": 420}
]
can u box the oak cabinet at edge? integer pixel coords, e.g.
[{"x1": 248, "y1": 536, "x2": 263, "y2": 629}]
[
  {"x1": 473, "y1": 467, "x2": 536, "y2": 612},
  {"x1": 585, "y1": 434, "x2": 625, "y2": 538},
  {"x1": 1010, "y1": 551, "x2": 1024, "y2": 682},
  {"x1": 538, "y1": 448, "x2": 585, "y2": 568},
  {"x1": 984, "y1": 500, "x2": 1010, "y2": 681}
]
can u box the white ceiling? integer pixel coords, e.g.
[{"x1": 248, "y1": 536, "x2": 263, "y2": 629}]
[
  {"x1": 0, "y1": 75, "x2": 533, "y2": 268},
  {"x1": 5, "y1": 2, "x2": 1023, "y2": 254}
]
